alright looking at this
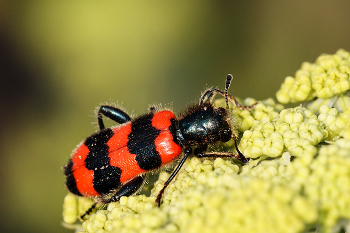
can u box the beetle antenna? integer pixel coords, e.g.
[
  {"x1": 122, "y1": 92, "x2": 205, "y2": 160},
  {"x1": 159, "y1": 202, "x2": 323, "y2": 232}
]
[{"x1": 225, "y1": 74, "x2": 233, "y2": 111}]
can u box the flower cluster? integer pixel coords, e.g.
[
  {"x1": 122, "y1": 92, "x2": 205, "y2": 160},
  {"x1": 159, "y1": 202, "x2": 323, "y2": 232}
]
[
  {"x1": 318, "y1": 105, "x2": 350, "y2": 140},
  {"x1": 239, "y1": 106, "x2": 328, "y2": 158},
  {"x1": 276, "y1": 49, "x2": 350, "y2": 104},
  {"x1": 63, "y1": 50, "x2": 350, "y2": 233},
  {"x1": 287, "y1": 139, "x2": 350, "y2": 230},
  {"x1": 63, "y1": 143, "x2": 350, "y2": 233}
]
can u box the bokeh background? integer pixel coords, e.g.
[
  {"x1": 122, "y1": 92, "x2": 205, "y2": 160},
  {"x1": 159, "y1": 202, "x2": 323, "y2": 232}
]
[{"x1": 0, "y1": 1, "x2": 349, "y2": 233}]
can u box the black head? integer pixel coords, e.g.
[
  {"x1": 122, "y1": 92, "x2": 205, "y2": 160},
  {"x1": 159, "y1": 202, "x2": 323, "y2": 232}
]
[
  {"x1": 178, "y1": 104, "x2": 232, "y2": 145},
  {"x1": 176, "y1": 74, "x2": 235, "y2": 146}
]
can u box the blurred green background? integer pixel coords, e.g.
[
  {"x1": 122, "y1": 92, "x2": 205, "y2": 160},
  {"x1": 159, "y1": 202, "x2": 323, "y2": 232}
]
[{"x1": 0, "y1": 1, "x2": 349, "y2": 232}]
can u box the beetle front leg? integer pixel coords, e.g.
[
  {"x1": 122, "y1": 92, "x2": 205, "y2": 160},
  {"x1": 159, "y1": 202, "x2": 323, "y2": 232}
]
[
  {"x1": 232, "y1": 134, "x2": 248, "y2": 164},
  {"x1": 194, "y1": 136, "x2": 248, "y2": 164},
  {"x1": 156, "y1": 147, "x2": 192, "y2": 207},
  {"x1": 194, "y1": 144, "x2": 237, "y2": 159}
]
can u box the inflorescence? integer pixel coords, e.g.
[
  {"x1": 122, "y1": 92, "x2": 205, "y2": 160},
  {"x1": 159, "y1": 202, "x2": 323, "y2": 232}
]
[{"x1": 63, "y1": 49, "x2": 350, "y2": 233}]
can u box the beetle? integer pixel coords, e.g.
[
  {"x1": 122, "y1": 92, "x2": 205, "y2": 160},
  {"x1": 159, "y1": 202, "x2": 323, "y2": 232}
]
[{"x1": 63, "y1": 74, "x2": 256, "y2": 218}]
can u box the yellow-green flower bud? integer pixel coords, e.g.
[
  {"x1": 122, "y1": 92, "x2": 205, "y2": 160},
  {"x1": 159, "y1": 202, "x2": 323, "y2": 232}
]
[
  {"x1": 253, "y1": 102, "x2": 279, "y2": 121},
  {"x1": 82, "y1": 210, "x2": 107, "y2": 233},
  {"x1": 286, "y1": 138, "x2": 317, "y2": 157},
  {"x1": 279, "y1": 108, "x2": 304, "y2": 124},
  {"x1": 298, "y1": 122, "x2": 325, "y2": 145},
  {"x1": 262, "y1": 132, "x2": 284, "y2": 157},
  {"x1": 63, "y1": 192, "x2": 79, "y2": 224},
  {"x1": 232, "y1": 109, "x2": 255, "y2": 132},
  {"x1": 334, "y1": 95, "x2": 350, "y2": 112},
  {"x1": 288, "y1": 73, "x2": 312, "y2": 102}
]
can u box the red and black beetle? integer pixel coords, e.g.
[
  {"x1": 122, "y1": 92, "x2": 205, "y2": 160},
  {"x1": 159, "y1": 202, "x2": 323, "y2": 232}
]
[{"x1": 64, "y1": 74, "x2": 256, "y2": 218}]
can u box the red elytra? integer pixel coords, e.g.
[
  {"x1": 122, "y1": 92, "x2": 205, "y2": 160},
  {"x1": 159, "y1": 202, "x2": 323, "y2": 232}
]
[{"x1": 68, "y1": 110, "x2": 181, "y2": 198}]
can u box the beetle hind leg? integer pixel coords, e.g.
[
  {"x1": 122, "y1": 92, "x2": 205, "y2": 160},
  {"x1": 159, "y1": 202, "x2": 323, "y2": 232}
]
[
  {"x1": 80, "y1": 202, "x2": 98, "y2": 220},
  {"x1": 80, "y1": 176, "x2": 145, "y2": 219},
  {"x1": 97, "y1": 105, "x2": 132, "y2": 130},
  {"x1": 102, "y1": 175, "x2": 145, "y2": 204}
]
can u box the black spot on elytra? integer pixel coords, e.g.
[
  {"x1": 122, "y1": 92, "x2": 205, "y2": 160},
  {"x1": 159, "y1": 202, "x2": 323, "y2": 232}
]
[
  {"x1": 84, "y1": 129, "x2": 122, "y2": 195},
  {"x1": 64, "y1": 159, "x2": 83, "y2": 196},
  {"x1": 128, "y1": 113, "x2": 162, "y2": 170}
]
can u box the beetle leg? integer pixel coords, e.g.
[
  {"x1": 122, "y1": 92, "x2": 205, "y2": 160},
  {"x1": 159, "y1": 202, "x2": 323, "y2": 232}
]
[
  {"x1": 194, "y1": 135, "x2": 248, "y2": 164},
  {"x1": 81, "y1": 176, "x2": 145, "y2": 219},
  {"x1": 232, "y1": 134, "x2": 248, "y2": 164},
  {"x1": 194, "y1": 144, "x2": 237, "y2": 159},
  {"x1": 97, "y1": 105, "x2": 132, "y2": 130},
  {"x1": 102, "y1": 176, "x2": 145, "y2": 204},
  {"x1": 195, "y1": 150, "x2": 248, "y2": 164},
  {"x1": 155, "y1": 147, "x2": 192, "y2": 207},
  {"x1": 80, "y1": 203, "x2": 98, "y2": 220}
]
